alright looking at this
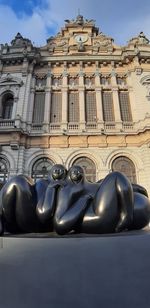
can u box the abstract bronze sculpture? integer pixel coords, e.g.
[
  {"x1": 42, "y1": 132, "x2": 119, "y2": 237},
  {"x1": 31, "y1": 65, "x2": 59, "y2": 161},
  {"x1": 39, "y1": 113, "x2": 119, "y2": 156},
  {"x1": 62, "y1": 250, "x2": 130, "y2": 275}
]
[{"x1": 0, "y1": 164, "x2": 150, "y2": 235}]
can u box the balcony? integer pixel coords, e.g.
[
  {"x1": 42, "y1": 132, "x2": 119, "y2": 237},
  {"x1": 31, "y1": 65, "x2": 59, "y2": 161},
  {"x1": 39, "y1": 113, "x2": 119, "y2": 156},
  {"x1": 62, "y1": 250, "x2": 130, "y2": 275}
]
[{"x1": 0, "y1": 119, "x2": 15, "y2": 129}]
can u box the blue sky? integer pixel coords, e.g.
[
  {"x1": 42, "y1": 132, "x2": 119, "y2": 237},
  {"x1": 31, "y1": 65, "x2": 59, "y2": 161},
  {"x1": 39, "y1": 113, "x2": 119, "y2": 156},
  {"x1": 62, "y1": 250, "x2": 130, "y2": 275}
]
[{"x1": 0, "y1": 0, "x2": 150, "y2": 46}]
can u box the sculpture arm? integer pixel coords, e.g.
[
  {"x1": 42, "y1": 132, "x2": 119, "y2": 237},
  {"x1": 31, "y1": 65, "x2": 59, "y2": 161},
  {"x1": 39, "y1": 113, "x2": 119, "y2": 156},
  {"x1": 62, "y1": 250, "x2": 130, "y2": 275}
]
[
  {"x1": 36, "y1": 186, "x2": 57, "y2": 223},
  {"x1": 54, "y1": 194, "x2": 93, "y2": 235}
]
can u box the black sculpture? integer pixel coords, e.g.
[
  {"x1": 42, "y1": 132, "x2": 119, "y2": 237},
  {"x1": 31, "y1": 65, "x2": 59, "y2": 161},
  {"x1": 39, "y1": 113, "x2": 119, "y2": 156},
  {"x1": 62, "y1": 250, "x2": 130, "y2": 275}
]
[{"x1": 0, "y1": 164, "x2": 150, "y2": 235}]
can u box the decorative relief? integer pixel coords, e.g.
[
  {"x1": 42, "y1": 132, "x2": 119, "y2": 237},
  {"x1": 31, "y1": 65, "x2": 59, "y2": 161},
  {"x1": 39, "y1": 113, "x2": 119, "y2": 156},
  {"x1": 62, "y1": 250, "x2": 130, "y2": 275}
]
[
  {"x1": 128, "y1": 32, "x2": 149, "y2": 46},
  {"x1": 46, "y1": 14, "x2": 114, "y2": 55},
  {"x1": 11, "y1": 32, "x2": 33, "y2": 47},
  {"x1": 0, "y1": 74, "x2": 23, "y2": 97}
]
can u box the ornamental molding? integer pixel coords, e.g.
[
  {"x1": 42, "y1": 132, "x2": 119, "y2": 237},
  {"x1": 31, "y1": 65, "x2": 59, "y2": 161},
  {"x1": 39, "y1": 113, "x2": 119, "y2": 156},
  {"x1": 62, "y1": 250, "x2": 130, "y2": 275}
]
[{"x1": 0, "y1": 74, "x2": 23, "y2": 87}]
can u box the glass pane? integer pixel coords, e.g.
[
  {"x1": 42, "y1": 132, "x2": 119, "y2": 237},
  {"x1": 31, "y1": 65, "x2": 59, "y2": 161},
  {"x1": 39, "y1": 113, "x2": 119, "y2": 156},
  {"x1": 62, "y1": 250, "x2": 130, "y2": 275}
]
[
  {"x1": 50, "y1": 92, "x2": 62, "y2": 123},
  {"x1": 32, "y1": 157, "x2": 54, "y2": 180},
  {"x1": 2, "y1": 95, "x2": 13, "y2": 119},
  {"x1": 0, "y1": 157, "x2": 9, "y2": 183},
  {"x1": 85, "y1": 91, "x2": 97, "y2": 122},
  {"x1": 102, "y1": 91, "x2": 114, "y2": 122},
  {"x1": 68, "y1": 92, "x2": 79, "y2": 122},
  {"x1": 32, "y1": 92, "x2": 45, "y2": 123},
  {"x1": 119, "y1": 91, "x2": 132, "y2": 122}
]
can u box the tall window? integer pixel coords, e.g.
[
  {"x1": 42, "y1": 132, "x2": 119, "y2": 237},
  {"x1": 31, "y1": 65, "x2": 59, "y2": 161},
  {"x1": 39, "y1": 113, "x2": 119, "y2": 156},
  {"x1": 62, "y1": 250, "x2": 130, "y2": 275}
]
[
  {"x1": 112, "y1": 156, "x2": 137, "y2": 183},
  {"x1": 72, "y1": 157, "x2": 96, "y2": 182},
  {"x1": 119, "y1": 91, "x2": 132, "y2": 122},
  {"x1": 31, "y1": 157, "x2": 54, "y2": 180},
  {"x1": 102, "y1": 91, "x2": 114, "y2": 122},
  {"x1": 68, "y1": 91, "x2": 79, "y2": 122},
  {"x1": 32, "y1": 92, "x2": 45, "y2": 123},
  {"x1": 85, "y1": 91, "x2": 97, "y2": 122},
  {"x1": 1, "y1": 93, "x2": 14, "y2": 119},
  {"x1": 50, "y1": 92, "x2": 62, "y2": 123},
  {"x1": 0, "y1": 156, "x2": 9, "y2": 183}
]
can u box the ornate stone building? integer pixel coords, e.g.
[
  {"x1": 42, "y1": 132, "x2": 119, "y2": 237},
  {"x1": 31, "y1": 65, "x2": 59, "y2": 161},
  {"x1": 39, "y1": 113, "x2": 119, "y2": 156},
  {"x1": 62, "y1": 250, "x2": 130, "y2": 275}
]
[{"x1": 0, "y1": 15, "x2": 150, "y2": 192}]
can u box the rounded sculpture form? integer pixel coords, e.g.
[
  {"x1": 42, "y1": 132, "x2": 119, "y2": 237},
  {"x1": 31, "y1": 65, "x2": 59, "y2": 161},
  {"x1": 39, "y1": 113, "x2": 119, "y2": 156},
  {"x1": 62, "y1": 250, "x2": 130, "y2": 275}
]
[{"x1": 0, "y1": 164, "x2": 150, "y2": 236}]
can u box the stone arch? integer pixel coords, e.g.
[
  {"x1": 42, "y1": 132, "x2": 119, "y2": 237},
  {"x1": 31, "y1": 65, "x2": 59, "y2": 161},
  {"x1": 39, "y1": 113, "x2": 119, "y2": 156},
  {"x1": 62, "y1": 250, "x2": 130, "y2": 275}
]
[
  {"x1": 106, "y1": 150, "x2": 143, "y2": 184},
  {"x1": 31, "y1": 157, "x2": 55, "y2": 180},
  {"x1": 140, "y1": 75, "x2": 150, "y2": 84},
  {"x1": 26, "y1": 150, "x2": 63, "y2": 176},
  {"x1": 106, "y1": 150, "x2": 143, "y2": 172},
  {"x1": 0, "y1": 150, "x2": 16, "y2": 171},
  {"x1": 66, "y1": 150, "x2": 100, "y2": 182},
  {"x1": 0, "y1": 154, "x2": 10, "y2": 183}
]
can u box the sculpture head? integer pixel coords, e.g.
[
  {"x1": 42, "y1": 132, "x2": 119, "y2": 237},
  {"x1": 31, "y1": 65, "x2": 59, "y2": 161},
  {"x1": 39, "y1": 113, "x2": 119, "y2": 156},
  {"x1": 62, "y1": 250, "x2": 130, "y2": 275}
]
[
  {"x1": 69, "y1": 165, "x2": 84, "y2": 183},
  {"x1": 50, "y1": 164, "x2": 67, "y2": 181}
]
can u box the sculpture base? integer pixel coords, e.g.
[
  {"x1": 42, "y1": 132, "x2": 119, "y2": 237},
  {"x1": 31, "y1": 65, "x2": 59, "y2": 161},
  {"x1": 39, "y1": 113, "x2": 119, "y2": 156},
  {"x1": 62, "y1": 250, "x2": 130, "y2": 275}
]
[{"x1": 0, "y1": 229, "x2": 150, "y2": 308}]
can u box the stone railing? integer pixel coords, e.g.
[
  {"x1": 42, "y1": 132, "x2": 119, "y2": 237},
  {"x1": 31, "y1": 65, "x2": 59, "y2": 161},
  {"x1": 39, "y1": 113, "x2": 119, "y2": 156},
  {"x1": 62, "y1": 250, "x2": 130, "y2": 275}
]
[{"x1": 0, "y1": 119, "x2": 15, "y2": 127}]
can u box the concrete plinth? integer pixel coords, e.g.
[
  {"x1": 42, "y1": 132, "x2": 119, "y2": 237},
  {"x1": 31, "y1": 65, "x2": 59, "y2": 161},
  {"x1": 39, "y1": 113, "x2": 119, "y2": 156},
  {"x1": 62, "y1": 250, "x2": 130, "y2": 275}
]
[{"x1": 0, "y1": 231, "x2": 150, "y2": 308}]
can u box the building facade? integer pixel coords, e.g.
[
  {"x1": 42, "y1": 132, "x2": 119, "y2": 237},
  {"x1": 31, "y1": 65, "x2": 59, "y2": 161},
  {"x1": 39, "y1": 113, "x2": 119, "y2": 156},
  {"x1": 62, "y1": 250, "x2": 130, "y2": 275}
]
[{"x1": 0, "y1": 15, "x2": 150, "y2": 192}]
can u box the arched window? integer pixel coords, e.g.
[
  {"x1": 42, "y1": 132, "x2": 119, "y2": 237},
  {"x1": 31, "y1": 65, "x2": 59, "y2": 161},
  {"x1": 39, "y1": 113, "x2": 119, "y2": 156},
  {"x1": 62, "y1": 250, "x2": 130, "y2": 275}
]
[
  {"x1": 112, "y1": 156, "x2": 137, "y2": 183},
  {"x1": 0, "y1": 156, "x2": 9, "y2": 183},
  {"x1": 1, "y1": 93, "x2": 14, "y2": 119},
  {"x1": 72, "y1": 157, "x2": 96, "y2": 182},
  {"x1": 31, "y1": 157, "x2": 54, "y2": 181}
]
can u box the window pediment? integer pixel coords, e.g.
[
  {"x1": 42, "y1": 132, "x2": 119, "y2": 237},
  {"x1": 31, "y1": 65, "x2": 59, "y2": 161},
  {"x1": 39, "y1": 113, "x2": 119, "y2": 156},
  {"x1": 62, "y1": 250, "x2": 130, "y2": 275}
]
[{"x1": 0, "y1": 74, "x2": 23, "y2": 87}]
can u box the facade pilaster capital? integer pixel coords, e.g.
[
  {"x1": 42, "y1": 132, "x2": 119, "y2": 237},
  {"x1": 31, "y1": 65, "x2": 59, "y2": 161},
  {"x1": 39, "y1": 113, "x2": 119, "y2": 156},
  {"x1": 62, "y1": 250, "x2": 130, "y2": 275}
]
[{"x1": 112, "y1": 86, "x2": 119, "y2": 92}]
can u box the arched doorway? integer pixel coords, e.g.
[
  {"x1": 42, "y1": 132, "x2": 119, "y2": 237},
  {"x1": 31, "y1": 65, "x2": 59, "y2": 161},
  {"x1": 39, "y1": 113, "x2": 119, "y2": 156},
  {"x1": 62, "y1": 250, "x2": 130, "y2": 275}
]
[
  {"x1": 112, "y1": 156, "x2": 137, "y2": 183},
  {"x1": 31, "y1": 157, "x2": 54, "y2": 181},
  {"x1": 72, "y1": 157, "x2": 96, "y2": 182}
]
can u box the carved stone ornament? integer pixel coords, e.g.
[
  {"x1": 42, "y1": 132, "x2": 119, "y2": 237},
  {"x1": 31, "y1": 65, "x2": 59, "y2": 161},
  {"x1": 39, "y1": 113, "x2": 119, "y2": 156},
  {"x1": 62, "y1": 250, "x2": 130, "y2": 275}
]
[
  {"x1": 0, "y1": 74, "x2": 23, "y2": 97},
  {"x1": 11, "y1": 32, "x2": 32, "y2": 47},
  {"x1": 128, "y1": 32, "x2": 149, "y2": 45}
]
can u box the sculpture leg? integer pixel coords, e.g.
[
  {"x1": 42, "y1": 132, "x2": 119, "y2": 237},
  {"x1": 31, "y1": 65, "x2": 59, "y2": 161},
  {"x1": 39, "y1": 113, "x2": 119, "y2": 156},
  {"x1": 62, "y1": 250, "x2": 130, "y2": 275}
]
[
  {"x1": 1, "y1": 176, "x2": 35, "y2": 233},
  {"x1": 82, "y1": 171, "x2": 134, "y2": 233},
  {"x1": 115, "y1": 172, "x2": 134, "y2": 232}
]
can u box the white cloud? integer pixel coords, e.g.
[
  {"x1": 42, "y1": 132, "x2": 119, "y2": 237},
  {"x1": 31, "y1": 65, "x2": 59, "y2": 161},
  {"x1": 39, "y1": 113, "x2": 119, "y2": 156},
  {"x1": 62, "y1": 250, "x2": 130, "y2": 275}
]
[
  {"x1": 0, "y1": 0, "x2": 150, "y2": 46},
  {"x1": 0, "y1": 4, "x2": 50, "y2": 45}
]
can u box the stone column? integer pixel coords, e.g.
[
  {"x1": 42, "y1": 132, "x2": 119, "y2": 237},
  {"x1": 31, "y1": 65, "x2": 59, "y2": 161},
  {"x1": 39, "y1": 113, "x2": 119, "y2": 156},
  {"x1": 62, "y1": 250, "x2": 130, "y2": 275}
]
[
  {"x1": 21, "y1": 63, "x2": 34, "y2": 130},
  {"x1": 111, "y1": 73, "x2": 122, "y2": 130},
  {"x1": 43, "y1": 72, "x2": 51, "y2": 132},
  {"x1": 12, "y1": 97, "x2": 18, "y2": 119},
  {"x1": 127, "y1": 73, "x2": 138, "y2": 122},
  {"x1": 95, "y1": 73, "x2": 103, "y2": 129},
  {"x1": 61, "y1": 74, "x2": 68, "y2": 131},
  {"x1": 79, "y1": 73, "x2": 85, "y2": 130},
  {"x1": 95, "y1": 88, "x2": 104, "y2": 129},
  {"x1": 27, "y1": 77, "x2": 36, "y2": 123},
  {"x1": 0, "y1": 96, "x2": 3, "y2": 118}
]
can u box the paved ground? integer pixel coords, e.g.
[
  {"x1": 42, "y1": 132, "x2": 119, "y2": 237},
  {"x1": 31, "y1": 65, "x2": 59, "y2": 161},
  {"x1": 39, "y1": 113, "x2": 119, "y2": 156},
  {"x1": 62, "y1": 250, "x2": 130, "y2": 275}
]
[{"x1": 0, "y1": 230, "x2": 150, "y2": 308}]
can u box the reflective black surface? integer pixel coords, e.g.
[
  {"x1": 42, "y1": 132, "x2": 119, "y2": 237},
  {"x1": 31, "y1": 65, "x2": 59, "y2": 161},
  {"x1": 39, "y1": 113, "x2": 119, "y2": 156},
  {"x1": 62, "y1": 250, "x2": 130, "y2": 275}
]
[{"x1": 0, "y1": 165, "x2": 150, "y2": 235}]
